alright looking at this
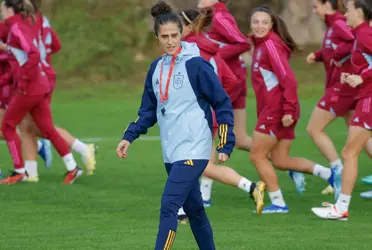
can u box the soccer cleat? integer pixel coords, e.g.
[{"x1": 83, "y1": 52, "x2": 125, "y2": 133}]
[
  {"x1": 321, "y1": 185, "x2": 334, "y2": 195},
  {"x1": 254, "y1": 204, "x2": 289, "y2": 214},
  {"x1": 0, "y1": 171, "x2": 26, "y2": 184},
  {"x1": 361, "y1": 175, "x2": 372, "y2": 185},
  {"x1": 38, "y1": 139, "x2": 53, "y2": 168},
  {"x1": 289, "y1": 171, "x2": 306, "y2": 194},
  {"x1": 203, "y1": 199, "x2": 212, "y2": 207},
  {"x1": 250, "y1": 181, "x2": 266, "y2": 216},
  {"x1": 328, "y1": 167, "x2": 342, "y2": 201},
  {"x1": 84, "y1": 144, "x2": 97, "y2": 176},
  {"x1": 311, "y1": 204, "x2": 348, "y2": 221},
  {"x1": 25, "y1": 176, "x2": 39, "y2": 183},
  {"x1": 178, "y1": 214, "x2": 188, "y2": 224},
  {"x1": 360, "y1": 190, "x2": 372, "y2": 199},
  {"x1": 63, "y1": 167, "x2": 83, "y2": 184}
]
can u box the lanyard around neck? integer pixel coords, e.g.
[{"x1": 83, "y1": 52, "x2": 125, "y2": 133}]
[{"x1": 159, "y1": 46, "x2": 182, "y2": 103}]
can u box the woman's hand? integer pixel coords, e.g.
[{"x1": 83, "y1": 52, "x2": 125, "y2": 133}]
[
  {"x1": 116, "y1": 140, "x2": 131, "y2": 158},
  {"x1": 282, "y1": 114, "x2": 294, "y2": 127}
]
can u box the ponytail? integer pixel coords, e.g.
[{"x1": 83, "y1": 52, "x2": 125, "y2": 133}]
[
  {"x1": 251, "y1": 6, "x2": 299, "y2": 52},
  {"x1": 192, "y1": 9, "x2": 213, "y2": 34},
  {"x1": 319, "y1": 0, "x2": 346, "y2": 14},
  {"x1": 30, "y1": 0, "x2": 41, "y2": 14}
]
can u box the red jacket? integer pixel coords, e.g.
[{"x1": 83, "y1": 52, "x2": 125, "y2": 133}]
[
  {"x1": 5, "y1": 14, "x2": 48, "y2": 95},
  {"x1": 314, "y1": 12, "x2": 356, "y2": 96},
  {"x1": 32, "y1": 14, "x2": 61, "y2": 91},
  {"x1": 249, "y1": 31, "x2": 300, "y2": 122},
  {"x1": 0, "y1": 22, "x2": 12, "y2": 87},
  {"x1": 206, "y1": 2, "x2": 250, "y2": 84},
  {"x1": 184, "y1": 32, "x2": 240, "y2": 103},
  {"x1": 351, "y1": 22, "x2": 372, "y2": 100}
]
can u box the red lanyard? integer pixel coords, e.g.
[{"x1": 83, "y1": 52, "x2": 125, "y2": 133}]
[{"x1": 159, "y1": 46, "x2": 182, "y2": 103}]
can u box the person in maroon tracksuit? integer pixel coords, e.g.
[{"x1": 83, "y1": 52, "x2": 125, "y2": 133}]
[
  {"x1": 248, "y1": 6, "x2": 338, "y2": 215},
  {"x1": 178, "y1": 8, "x2": 264, "y2": 218},
  {"x1": 0, "y1": 0, "x2": 82, "y2": 184},
  {"x1": 18, "y1": 0, "x2": 96, "y2": 181},
  {"x1": 306, "y1": 0, "x2": 372, "y2": 196},
  {"x1": 312, "y1": 0, "x2": 372, "y2": 220}
]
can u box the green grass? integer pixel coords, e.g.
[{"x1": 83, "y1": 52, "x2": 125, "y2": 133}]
[{"x1": 0, "y1": 84, "x2": 372, "y2": 250}]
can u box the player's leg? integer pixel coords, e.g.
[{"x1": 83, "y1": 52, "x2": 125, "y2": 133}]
[
  {"x1": 0, "y1": 108, "x2": 5, "y2": 139},
  {"x1": 249, "y1": 131, "x2": 278, "y2": 214},
  {"x1": 55, "y1": 127, "x2": 97, "y2": 175},
  {"x1": 233, "y1": 108, "x2": 252, "y2": 151},
  {"x1": 183, "y1": 160, "x2": 215, "y2": 250},
  {"x1": 29, "y1": 96, "x2": 82, "y2": 184},
  {"x1": 155, "y1": 160, "x2": 213, "y2": 250},
  {"x1": 345, "y1": 111, "x2": 372, "y2": 185},
  {"x1": 312, "y1": 126, "x2": 370, "y2": 220},
  {"x1": 0, "y1": 94, "x2": 38, "y2": 184}
]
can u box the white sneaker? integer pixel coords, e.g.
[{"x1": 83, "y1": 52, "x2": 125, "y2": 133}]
[
  {"x1": 361, "y1": 190, "x2": 372, "y2": 199},
  {"x1": 311, "y1": 204, "x2": 349, "y2": 221}
]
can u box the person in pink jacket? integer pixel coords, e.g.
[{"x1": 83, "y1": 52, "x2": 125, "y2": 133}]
[
  {"x1": 197, "y1": 0, "x2": 253, "y2": 206},
  {"x1": 248, "y1": 6, "x2": 339, "y2": 215},
  {"x1": 0, "y1": 0, "x2": 82, "y2": 185}
]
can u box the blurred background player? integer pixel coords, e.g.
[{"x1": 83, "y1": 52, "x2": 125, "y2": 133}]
[
  {"x1": 307, "y1": 0, "x2": 372, "y2": 196},
  {"x1": 0, "y1": 0, "x2": 83, "y2": 184},
  {"x1": 196, "y1": 0, "x2": 254, "y2": 204},
  {"x1": 17, "y1": 0, "x2": 97, "y2": 182},
  {"x1": 312, "y1": 0, "x2": 372, "y2": 221},
  {"x1": 117, "y1": 1, "x2": 236, "y2": 248},
  {"x1": 178, "y1": 8, "x2": 265, "y2": 222},
  {"x1": 0, "y1": 19, "x2": 51, "y2": 173},
  {"x1": 248, "y1": 6, "x2": 340, "y2": 214}
]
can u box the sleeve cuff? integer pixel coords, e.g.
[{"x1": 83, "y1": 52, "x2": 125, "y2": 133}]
[
  {"x1": 122, "y1": 133, "x2": 135, "y2": 143},
  {"x1": 217, "y1": 147, "x2": 233, "y2": 157},
  {"x1": 314, "y1": 51, "x2": 323, "y2": 61}
]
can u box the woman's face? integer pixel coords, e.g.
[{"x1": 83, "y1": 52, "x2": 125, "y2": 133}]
[
  {"x1": 251, "y1": 11, "x2": 272, "y2": 38},
  {"x1": 312, "y1": 0, "x2": 329, "y2": 20},
  {"x1": 158, "y1": 22, "x2": 182, "y2": 55},
  {"x1": 1, "y1": 2, "x2": 13, "y2": 20},
  {"x1": 197, "y1": 0, "x2": 216, "y2": 9},
  {"x1": 345, "y1": 1, "x2": 364, "y2": 28}
]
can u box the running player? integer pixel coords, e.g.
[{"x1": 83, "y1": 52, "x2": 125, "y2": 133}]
[
  {"x1": 178, "y1": 8, "x2": 265, "y2": 219},
  {"x1": 312, "y1": 0, "x2": 372, "y2": 221},
  {"x1": 18, "y1": 0, "x2": 96, "y2": 182},
  {"x1": 0, "y1": 0, "x2": 82, "y2": 184},
  {"x1": 307, "y1": 0, "x2": 372, "y2": 196},
  {"x1": 248, "y1": 6, "x2": 340, "y2": 214}
]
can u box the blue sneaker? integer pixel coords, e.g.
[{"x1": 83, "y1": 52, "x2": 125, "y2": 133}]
[
  {"x1": 361, "y1": 191, "x2": 372, "y2": 199},
  {"x1": 362, "y1": 175, "x2": 372, "y2": 185},
  {"x1": 328, "y1": 167, "x2": 342, "y2": 201},
  {"x1": 289, "y1": 171, "x2": 306, "y2": 194},
  {"x1": 203, "y1": 199, "x2": 212, "y2": 207},
  {"x1": 38, "y1": 139, "x2": 52, "y2": 168},
  {"x1": 254, "y1": 204, "x2": 289, "y2": 214}
]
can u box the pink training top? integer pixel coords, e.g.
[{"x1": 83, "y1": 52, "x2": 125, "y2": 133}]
[
  {"x1": 249, "y1": 31, "x2": 300, "y2": 122},
  {"x1": 5, "y1": 14, "x2": 49, "y2": 96}
]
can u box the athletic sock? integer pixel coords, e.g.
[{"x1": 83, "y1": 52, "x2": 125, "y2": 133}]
[
  {"x1": 330, "y1": 159, "x2": 343, "y2": 169},
  {"x1": 37, "y1": 140, "x2": 42, "y2": 152},
  {"x1": 178, "y1": 207, "x2": 186, "y2": 216},
  {"x1": 63, "y1": 153, "x2": 77, "y2": 171},
  {"x1": 313, "y1": 164, "x2": 332, "y2": 181},
  {"x1": 200, "y1": 177, "x2": 213, "y2": 201},
  {"x1": 238, "y1": 177, "x2": 253, "y2": 193},
  {"x1": 335, "y1": 193, "x2": 351, "y2": 213},
  {"x1": 71, "y1": 139, "x2": 89, "y2": 157},
  {"x1": 25, "y1": 160, "x2": 38, "y2": 177},
  {"x1": 268, "y1": 189, "x2": 286, "y2": 207}
]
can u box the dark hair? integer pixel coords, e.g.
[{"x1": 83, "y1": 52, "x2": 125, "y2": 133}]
[
  {"x1": 3, "y1": 0, "x2": 35, "y2": 20},
  {"x1": 251, "y1": 6, "x2": 299, "y2": 52},
  {"x1": 30, "y1": 0, "x2": 41, "y2": 13},
  {"x1": 151, "y1": 1, "x2": 183, "y2": 37},
  {"x1": 180, "y1": 9, "x2": 214, "y2": 34},
  {"x1": 319, "y1": 0, "x2": 346, "y2": 14},
  {"x1": 353, "y1": 0, "x2": 372, "y2": 21}
]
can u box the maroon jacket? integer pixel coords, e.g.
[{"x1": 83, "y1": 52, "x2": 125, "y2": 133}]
[
  {"x1": 5, "y1": 14, "x2": 49, "y2": 95},
  {"x1": 206, "y1": 2, "x2": 250, "y2": 85},
  {"x1": 184, "y1": 32, "x2": 240, "y2": 103},
  {"x1": 249, "y1": 31, "x2": 300, "y2": 122},
  {"x1": 351, "y1": 22, "x2": 372, "y2": 100},
  {"x1": 314, "y1": 11, "x2": 356, "y2": 96}
]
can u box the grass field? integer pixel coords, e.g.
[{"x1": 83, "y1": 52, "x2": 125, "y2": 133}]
[{"x1": 0, "y1": 82, "x2": 372, "y2": 250}]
